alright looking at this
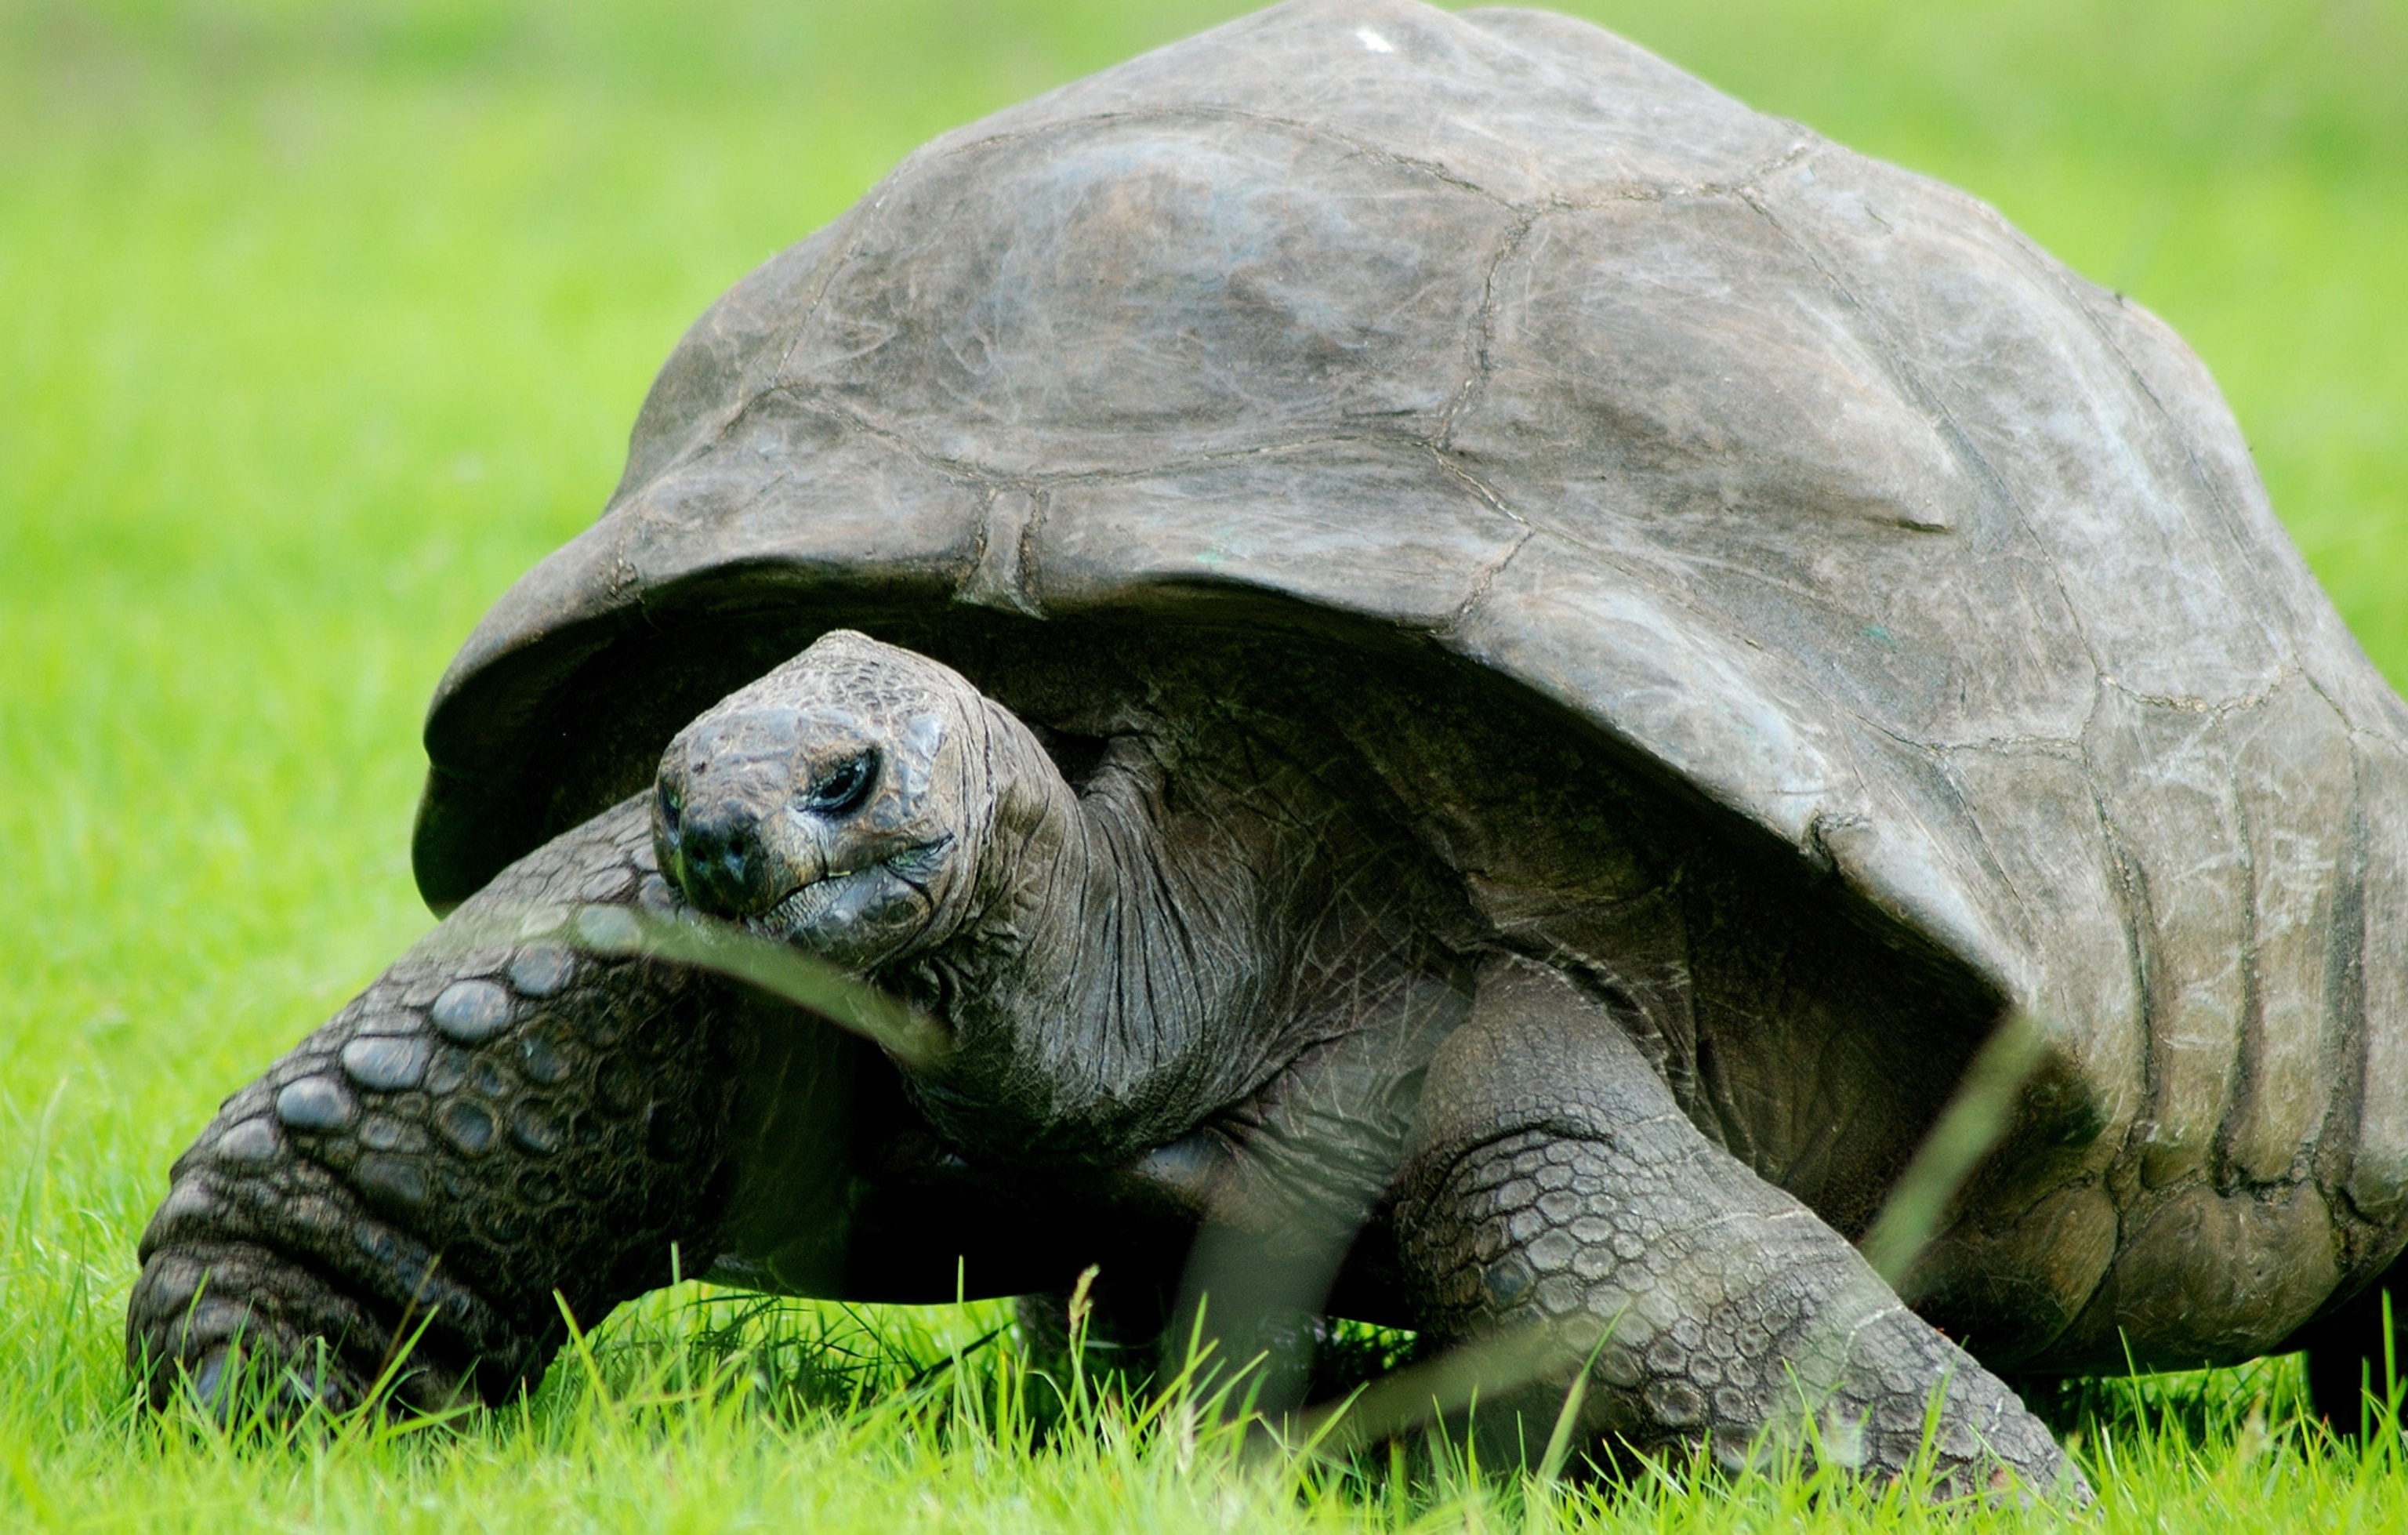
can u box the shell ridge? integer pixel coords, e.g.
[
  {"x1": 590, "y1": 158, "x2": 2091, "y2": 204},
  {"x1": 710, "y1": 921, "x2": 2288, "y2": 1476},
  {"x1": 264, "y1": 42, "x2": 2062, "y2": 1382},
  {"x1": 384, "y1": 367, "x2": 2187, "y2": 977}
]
[
  {"x1": 2087, "y1": 754, "x2": 2171, "y2": 1179},
  {"x1": 2082, "y1": 684, "x2": 2255, "y2": 1196},
  {"x1": 1423, "y1": 443, "x2": 1527, "y2": 527},
  {"x1": 600, "y1": 223, "x2": 858, "y2": 515},
  {"x1": 2216, "y1": 733, "x2": 2272, "y2": 1192},
  {"x1": 1732, "y1": 172, "x2": 1970, "y2": 535},
  {"x1": 2326, "y1": 738, "x2": 2378, "y2": 1222},
  {"x1": 1435, "y1": 210, "x2": 1537, "y2": 448},
  {"x1": 1817, "y1": 717, "x2": 2047, "y2": 971},
  {"x1": 957, "y1": 488, "x2": 1050, "y2": 619},
  {"x1": 2027, "y1": 254, "x2": 2310, "y2": 691},
  {"x1": 915, "y1": 103, "x2": 1525, "y2": 212},
  {"x1": 2096, "y1": 662, "x2": 2301, "y2": 720},
  {"x1": 784, "y1": 376, "x2": 1467, "y2": 487},
  {"x1": 2311, "y1": 723, "x2": 2372, "y2": 1211},
  {"x1": 2216, "y1": 680, "x2": 2361, "y2": 1191},
  {"x1": 2348, "y1": 735, "x2": 2408, "y2": 1225},
  {"x1": 763, "y1": 185, "x2": 916, "y2": 400},
  {"x1": 1818, "y1": 164, "x2": 2288, "y2": 709},
  {"x1": 1449, "y1": 528, "x2": 1862, "y2": 826},
  {"x1": 1780, "y1": 720, "x2": 2059, "y2": 1028},
  {"x1": 1921, "y1": 740, "x2": 2092, "y2": 958},
  {"x1": 1738, "y1": 154, "x2": 2122, "y2": 746},
  {"x1": 1431, "y1": 525, "x2": 1534, "y2": 640},
  {"x1": 760, "y1": 215, "x2": 881, "y2": 445}
]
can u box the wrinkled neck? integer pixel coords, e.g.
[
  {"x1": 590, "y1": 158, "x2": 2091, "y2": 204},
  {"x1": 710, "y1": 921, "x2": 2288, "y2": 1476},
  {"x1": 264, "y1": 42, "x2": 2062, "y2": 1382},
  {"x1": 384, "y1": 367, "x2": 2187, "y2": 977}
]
[{"x1": 894, "y1": 723, "x2": 1272, "y2": 1166}]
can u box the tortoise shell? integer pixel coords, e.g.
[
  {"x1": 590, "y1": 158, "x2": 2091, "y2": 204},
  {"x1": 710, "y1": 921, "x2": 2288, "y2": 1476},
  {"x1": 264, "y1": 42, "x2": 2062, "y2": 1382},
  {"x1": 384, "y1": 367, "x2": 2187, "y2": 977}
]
[{"x1": 409, "y1": 0, "x2": 2408, "y2": 1366}]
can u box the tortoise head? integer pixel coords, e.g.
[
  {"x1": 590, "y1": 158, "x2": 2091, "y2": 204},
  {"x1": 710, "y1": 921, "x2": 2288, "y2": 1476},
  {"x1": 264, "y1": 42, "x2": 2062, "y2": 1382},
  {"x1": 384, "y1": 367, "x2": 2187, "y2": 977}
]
[{"x1": 652, "y1": 630, "x2": 1065, "y2": 971}]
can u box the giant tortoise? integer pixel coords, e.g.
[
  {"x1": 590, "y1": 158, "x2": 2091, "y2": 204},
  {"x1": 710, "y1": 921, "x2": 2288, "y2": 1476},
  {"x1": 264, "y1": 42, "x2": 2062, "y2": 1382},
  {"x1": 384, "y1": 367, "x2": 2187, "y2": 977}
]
[{"x1": 128, "y1": 0, "x2": 2408, "y2": 1494}]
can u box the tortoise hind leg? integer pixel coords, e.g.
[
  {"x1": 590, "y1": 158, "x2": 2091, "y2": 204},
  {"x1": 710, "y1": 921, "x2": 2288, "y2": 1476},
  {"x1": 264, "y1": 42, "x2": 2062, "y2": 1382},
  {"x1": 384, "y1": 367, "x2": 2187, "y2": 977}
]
[
  {"x1": 2288, "y1": 1261, "x2": 2408, "y2": 1433},
  {"x1": 127, "y1": 792, "x2": 759, "y2": 1414},
  {"x1": 1015, "y1": 1266, "x2": 1184, "y2": 1389},
  {"x1": 1392, "y1": 956, "x2": 2083, "y2": 1497}
]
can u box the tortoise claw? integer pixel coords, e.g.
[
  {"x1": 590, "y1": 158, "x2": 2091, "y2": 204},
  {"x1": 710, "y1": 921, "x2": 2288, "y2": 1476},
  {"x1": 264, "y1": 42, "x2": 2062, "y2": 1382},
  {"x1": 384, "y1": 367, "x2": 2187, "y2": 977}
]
[{"x1": 184, "y1": 1344, "x2": 231, "y2": 1417}]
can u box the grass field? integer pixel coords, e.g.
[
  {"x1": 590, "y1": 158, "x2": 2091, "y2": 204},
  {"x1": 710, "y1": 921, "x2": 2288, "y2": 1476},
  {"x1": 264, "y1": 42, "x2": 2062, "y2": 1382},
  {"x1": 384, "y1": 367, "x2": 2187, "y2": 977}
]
[{"x1": 3, "y1": 0, "x2": 2405, "y2": 1527}]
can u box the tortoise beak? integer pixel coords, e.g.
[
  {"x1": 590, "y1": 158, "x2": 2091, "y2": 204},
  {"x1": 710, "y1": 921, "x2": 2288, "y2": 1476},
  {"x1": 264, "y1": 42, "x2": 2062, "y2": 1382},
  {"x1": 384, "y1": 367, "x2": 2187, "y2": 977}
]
[
  {"x1": 655, "y1": 716, "x2": 809, "y2": 919},
  {"x1": 654, "y1": 703, "x2": 882, "y2": 923}
]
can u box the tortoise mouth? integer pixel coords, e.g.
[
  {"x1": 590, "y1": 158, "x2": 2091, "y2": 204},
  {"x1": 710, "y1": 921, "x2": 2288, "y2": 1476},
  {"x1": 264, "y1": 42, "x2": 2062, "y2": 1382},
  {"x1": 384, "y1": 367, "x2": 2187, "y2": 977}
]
[
  {"x1": 746, "y1": 834, "x2": 955, "y2": 955},
  {"x1": 755, "y1": 875, "x2": 844, "y2": 938}
]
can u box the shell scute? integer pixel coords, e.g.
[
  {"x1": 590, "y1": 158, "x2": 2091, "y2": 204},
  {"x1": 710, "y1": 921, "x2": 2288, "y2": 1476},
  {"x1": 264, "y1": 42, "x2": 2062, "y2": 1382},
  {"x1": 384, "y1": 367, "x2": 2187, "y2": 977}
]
[{"x1": 782, "y1": 117, "x2": 1510, "y2": 476}]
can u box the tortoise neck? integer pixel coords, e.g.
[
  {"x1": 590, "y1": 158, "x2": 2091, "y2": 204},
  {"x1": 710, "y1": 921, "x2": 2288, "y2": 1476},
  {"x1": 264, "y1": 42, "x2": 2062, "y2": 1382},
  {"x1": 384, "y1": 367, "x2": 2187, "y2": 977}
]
[{"x1": 892, "y1": 719, "x2": 1276, "y2": 1166}]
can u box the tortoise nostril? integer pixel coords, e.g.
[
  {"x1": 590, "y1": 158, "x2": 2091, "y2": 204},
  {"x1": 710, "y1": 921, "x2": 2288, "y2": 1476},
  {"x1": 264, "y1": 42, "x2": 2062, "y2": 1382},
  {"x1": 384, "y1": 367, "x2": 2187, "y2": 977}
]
[{"x1": 669, "y1": 800, "x2": 773, "y2": 916}]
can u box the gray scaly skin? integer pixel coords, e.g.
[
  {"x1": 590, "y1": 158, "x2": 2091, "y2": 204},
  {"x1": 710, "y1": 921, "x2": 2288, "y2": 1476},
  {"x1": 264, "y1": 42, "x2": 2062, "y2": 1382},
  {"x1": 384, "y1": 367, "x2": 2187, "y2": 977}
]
[
  {"x1": 129, "y1": 801, "x2": 744, "y2": 1411},
  {"x1": 1396, "y1": 958, "x2": 2064, "y2": 1489},
  {"x1": 132, "y1": 632, "x2": 2077, "y2": 1494}
]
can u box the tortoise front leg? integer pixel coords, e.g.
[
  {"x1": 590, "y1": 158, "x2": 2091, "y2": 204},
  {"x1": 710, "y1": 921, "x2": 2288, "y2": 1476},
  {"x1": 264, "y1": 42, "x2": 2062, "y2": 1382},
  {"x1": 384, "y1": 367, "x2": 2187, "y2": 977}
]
[
  {"x1": 127, "y1": 792, "x2": 753, "y2": 1413},
  {"x1": 1393, "y1": 957, "x2": 2082, "y2": 1497}
]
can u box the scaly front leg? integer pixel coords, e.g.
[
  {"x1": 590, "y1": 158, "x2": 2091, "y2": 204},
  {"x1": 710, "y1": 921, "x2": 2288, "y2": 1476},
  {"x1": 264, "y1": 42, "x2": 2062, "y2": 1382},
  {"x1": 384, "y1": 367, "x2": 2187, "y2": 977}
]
[
  {"x1": 127, "y1": 793, "x2": 750, "y2": 1413},
  {"x1": 1393, "y1": 956, "x2": 2082, "y2": 1497}
]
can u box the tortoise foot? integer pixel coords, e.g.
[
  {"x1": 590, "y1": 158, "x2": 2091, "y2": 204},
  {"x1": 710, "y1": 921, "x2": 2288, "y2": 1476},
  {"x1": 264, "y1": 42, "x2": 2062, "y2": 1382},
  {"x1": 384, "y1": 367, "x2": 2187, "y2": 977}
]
[
  {"x1": 1396, "y1": 956, "x2": 2088, "y2": 1501},
  {"x1": 129, "y1": 794, "x2": 746, "y2": 1416}
]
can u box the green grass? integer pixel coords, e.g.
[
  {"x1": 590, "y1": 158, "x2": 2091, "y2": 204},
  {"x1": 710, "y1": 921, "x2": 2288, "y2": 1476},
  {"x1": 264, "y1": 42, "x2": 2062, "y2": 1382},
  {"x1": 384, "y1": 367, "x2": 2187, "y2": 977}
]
[{"x1": 2, "y1": 0, "x2": 2404, "y2": 1527}]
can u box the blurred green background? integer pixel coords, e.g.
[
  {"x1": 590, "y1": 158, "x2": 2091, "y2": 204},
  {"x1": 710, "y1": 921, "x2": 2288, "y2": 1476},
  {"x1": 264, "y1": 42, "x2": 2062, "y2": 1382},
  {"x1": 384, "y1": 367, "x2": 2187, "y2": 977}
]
[{"x1": 0, "y1": 0, "x2": 2403, "y2": 1520}]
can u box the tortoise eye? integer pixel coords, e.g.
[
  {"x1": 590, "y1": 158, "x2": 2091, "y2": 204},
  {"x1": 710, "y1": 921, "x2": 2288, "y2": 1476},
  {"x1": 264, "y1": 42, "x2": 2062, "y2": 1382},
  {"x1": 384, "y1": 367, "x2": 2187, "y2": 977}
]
[{"x1": 801, "y1": 752, "x2": 877, "y2": 817}]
